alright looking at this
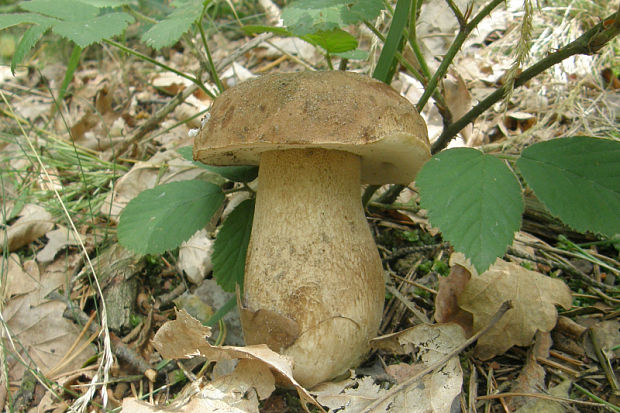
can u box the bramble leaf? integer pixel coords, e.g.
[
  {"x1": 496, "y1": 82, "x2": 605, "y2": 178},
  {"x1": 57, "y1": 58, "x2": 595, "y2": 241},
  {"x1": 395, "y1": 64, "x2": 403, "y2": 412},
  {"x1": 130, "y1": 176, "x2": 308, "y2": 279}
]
[
  {"x1": 417, "y1": 148, "x2": 524, "y2": 273},
  {"x1": 282, "y1": 0, "x2": 384, "y2": 36},
  {"x1": 118, "y1": 180, "x2": 225, "y2": 255},
  {"x1": 516, "y1": 136, "x2": 620, "y2": 237},
  {"x1": 177, "y1": 146, "x2": 259, "y2": 182},
  {"x1": 212, "y1": 199, "x2": 255, "y2": 292},
  {"x1": 54, "y1": 13, "x2": 134, "y2": 47},
  {"x1": 141, "y1": 0, "x2": 204, "y2": 49}
]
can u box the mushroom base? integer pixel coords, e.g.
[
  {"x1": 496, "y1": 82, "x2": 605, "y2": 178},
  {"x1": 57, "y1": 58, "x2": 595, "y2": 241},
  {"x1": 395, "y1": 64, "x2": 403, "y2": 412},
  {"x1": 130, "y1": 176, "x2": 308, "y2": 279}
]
[{"x1": 241, "y1": 149, "x2": 385, "y2": 388}]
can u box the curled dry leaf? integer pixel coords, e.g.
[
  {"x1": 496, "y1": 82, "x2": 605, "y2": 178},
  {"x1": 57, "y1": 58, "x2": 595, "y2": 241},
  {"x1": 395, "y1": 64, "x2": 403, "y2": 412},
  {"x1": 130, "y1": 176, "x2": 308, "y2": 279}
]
[
  {"x1": 452, "y1": 253, "x2": 573, "y2": 360},
  {"x1": 434, "y1": 263, "x2": 473, "y2": 336},
  {"x1": 178, "y1": 229, "x2": 214, "y2": 284},
  {"x1": 143, "y1": 310, "x2": 323, "y2": 411},
  {"x1": 0, "y1": 204, "x2": 54, "y2": 252}
]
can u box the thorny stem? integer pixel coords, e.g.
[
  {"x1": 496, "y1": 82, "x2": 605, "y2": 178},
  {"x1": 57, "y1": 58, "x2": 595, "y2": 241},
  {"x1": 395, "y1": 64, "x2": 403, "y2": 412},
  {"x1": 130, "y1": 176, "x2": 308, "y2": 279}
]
[
  {"x1": 377, "y1": 9, "x2": 620, "y2": 205},
  {"x1": 431, "y1": 8, "x2": 620, "y2": 154},
  {"x1": 416, "y1": 0, "x2": 505, "y2": 112},
  {"x1": 361, "y1": 301, "x2": 514, "y2": 413}
]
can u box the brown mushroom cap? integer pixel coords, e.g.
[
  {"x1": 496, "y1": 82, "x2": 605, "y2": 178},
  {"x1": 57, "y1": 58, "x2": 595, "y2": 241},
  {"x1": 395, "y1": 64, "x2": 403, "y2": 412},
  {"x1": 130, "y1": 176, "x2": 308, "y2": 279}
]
[{"x1": 193, "y1": 71, "x2": 430, "y2": 184}]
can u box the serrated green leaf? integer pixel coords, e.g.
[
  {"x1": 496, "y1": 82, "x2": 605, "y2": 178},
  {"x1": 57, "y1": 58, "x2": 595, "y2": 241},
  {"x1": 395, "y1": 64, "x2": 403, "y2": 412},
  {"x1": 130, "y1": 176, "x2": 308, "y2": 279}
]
[
  {"x1": 118, "y1": 180, "x2": 225, "y2": 255},
  {"x1": 333, "y1": 48, "x2": 368, "y2": 60},
  {"x1": 243, "y1": 25, "x2": 291, "y2": 36},
  {"x1": 177, "y1": 146, "x2": 259, "y2": 182},
  {"x1": 282, "y1": 0, "x2": 383, "y2": 36},
  {"x1": 516, "y1": 136, "x2": 620, "y2": 238},
  {"x1": 141, "y1": 0, "x2": 203, "y2": 49},
  {"x1": 21, "y1": 0, "x2": 99, "y2": 21},
  {"x1": 212, "y1": 199, "x2": 254, "y2": 292},
  {"x1": 52, "y1": 12, "x2": 133, "y2": 47},
  {"x1": 417, "y1": 148, "x2": 524, "y2": 273},
  {"x1": 200, "y1": 165, "x2": 259, "y2": 183},
  {"x1": 11, "y1": 23, "x2": 50, "y2": 73},
  {"x1": 79, "y1": 0, "x2": 133, "y2": 6},
  {"x1": 0, "y1": 13, "x2": 57, "y2": 29},
  {"x1": 303, "y1": 28, "x2": 357, "y2": 53}
]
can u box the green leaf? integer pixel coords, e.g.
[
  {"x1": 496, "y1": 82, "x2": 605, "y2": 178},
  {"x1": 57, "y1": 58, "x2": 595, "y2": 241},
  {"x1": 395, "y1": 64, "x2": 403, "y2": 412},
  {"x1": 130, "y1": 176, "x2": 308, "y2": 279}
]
[
  {"x1": 79, "y1": 0, "x2": 133, "y2": 6},
  {"x1": 372, "y1": 0, "x2": 409, "y2": 83},
  {"x1": 417, "y1": 148, "x2": 524, "y2": 273},
  {"x1": 243, "y1": 25, "x2": 291, "y2": 36},
  {"x1": 516, "y1": 136, "x2": 620, "y2": 238},
  {"x1": 212, "y1": 199, "x2": 255, "y2": 292},
  {"x1": 141, "y1": 0, "x2": 204, "y2": 49},
  {"x1": 20, "y1": 0, "x2": 99, "y2": 21},
  {"x1": 282, "y1": 0, "x2": 383, "y2": 36},
  {"x1": 118, "y1": 180, "x2": 225, "y2": 255},
  {"x1": 177, "y1": 146, "x2": 258, "y2": 182},
  {"x1": 333, "y1": 48, "x2": 368, "y2": 60},
  {"x1": 52, "y1": 12, "x2": 134, "y2": 47},
  {"x1": 303, "y1": 28, "x2": 357, "y2": 53},
  {"x1": 0, "y1": 13, "x2": 57, "y2": 29},
  {"x1": 11, "y1": 23, "x2": 50, "y2": 73}
]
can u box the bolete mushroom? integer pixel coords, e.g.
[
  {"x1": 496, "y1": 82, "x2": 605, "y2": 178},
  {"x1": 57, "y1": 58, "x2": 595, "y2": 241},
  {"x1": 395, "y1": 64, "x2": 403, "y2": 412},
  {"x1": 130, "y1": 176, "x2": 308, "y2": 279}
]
[{"x1": 193, "y1": 71, "x2": 430, "y2": 387}]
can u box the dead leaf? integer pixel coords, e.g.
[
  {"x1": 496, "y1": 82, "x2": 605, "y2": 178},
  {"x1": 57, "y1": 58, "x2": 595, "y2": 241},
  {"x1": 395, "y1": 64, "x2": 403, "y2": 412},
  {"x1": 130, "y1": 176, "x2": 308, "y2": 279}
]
[
  {"x1": 1, "y1": 256, "x2": 95, "y2": 382},
  {"x1": 36, "y1": 226, "x2": 83, "y2": 263},
  {"x1": 0, "y1": 204, "x2": 54, "y2": 252},
  {"x1": 312, "y1": 376, "x2": 386, "y2": 413},
  {"x1": 178, "y1": 229, "x2": 214, "y2": 284},
  {"x1": 367, "y1": 323, "x2": 465, "y2": 413},
  {"x1": 443, "y1": 71, "x2": 473, "y2": 144},
  {"x1": 149, "y1": 310, "x2": 322, "y2": 411},
  {"x1": 508, "y1": 331, "x2": 551, "y2": 410},
  {"x1": 455, "y1": 256, "x2": 572, "y2": 359},
  {"x1": 434, "y1": 264, "x2": 473, "y2": 336}
]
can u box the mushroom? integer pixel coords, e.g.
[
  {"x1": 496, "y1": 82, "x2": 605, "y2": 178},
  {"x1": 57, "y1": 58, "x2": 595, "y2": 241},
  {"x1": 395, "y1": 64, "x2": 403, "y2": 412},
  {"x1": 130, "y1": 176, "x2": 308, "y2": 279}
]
[{"x1": 193, "y1": 71, "x2": 430, "y2": 387}]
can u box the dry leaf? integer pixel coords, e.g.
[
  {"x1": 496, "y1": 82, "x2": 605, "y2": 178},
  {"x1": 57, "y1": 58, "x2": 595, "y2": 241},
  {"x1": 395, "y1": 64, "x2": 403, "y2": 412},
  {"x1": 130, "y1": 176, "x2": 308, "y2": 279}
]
[
  {"x1": 148, "y1": 310, "x2": 322, "y2": 411},
  {"x1": 1, "y1": 256, "x2": 94, "y2": 382},
  {"x1": 366, "y1": 323, "x2": 465, "y2": 413},
  {"x1": 178, "y1": 229, "x2": 214, "y2": 284},
  {"x1": 0, "y1": 204, "x2": 54, "y2": 252},
  {"x1": 455, "y1": 256, "x2": 572, "y2": 359},
  {"x1": 36, "y1": 226, "x2": 83, "y2": 263},
  {"x1": 434, "y1": 264, "x2": 473, "y2": 336},
  {"x1": 443, "y1": 71, "x2": 473, "y2": 144}
]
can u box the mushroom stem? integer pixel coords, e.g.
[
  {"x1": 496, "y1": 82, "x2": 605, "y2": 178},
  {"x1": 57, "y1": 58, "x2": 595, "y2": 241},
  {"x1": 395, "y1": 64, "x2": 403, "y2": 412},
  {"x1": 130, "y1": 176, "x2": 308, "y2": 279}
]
[{"x1": 242, "y1": 148, "x2": 385, "y2": 387}]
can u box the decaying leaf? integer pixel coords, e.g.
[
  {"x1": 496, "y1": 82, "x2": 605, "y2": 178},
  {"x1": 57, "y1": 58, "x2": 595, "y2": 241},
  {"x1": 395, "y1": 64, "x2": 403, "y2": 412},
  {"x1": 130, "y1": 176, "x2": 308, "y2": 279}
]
[
  {"x1": 452, "y1": 254, "x2": 573, "y2": 359},
  {"x1": 1, "y1": 255, "x2": 95, "y2": 382},
  {"x1": 0, "y1": 203, "x2": 54, "y2": 252},
  {"x1": 312, "y1": 376, "x2": 386, "y2": 413},
  {"x1": 177, "y1": 229, "x2": 214, "y2": 284},
  {"x1": 36, "y1": 226, "x2": 84, "y2": 263},
  {"x1": 359, "y1": 323, "x2": 465, "y2": 413},
  {"x1": 140, "y1": 310, "x2": 323, "y2": 412},
  {"x1": 434, "y1": 264, "x2": 473, "y2": 336}
]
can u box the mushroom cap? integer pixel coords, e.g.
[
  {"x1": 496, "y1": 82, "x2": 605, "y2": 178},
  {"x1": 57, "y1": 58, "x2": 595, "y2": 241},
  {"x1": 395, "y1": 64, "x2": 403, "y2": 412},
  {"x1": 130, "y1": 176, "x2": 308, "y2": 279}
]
[{"x1": 193, "y1": 71, "x2": 430, "y2": 184}]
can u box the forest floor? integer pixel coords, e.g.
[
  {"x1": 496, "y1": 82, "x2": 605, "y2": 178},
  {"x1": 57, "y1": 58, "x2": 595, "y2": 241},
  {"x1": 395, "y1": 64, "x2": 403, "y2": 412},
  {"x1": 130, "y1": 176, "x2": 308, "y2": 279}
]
[{"x1": 1, "y1": 0, "x2": 619, "y2": 412}]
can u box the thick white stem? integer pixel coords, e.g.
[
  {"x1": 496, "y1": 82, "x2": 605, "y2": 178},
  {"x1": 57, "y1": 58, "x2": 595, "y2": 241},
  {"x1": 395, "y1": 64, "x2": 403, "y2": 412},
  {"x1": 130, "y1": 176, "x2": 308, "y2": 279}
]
[{"x1": 241, "y1": 149, "x2": 384, "y2": 387}]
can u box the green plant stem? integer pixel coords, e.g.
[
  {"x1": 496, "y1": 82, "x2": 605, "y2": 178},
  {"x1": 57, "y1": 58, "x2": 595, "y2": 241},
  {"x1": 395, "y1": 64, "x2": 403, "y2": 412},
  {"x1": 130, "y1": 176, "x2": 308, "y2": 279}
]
[
  {"x1": 416, "y1": 0, "x2": 505, "y2": 112},
  {"x1": 431, "y1": 9, "x2": 620, "y2": 154},
  {"x1": 573, "y1": 383, "x2": 620, "y2": 412},
  {"x1": 407, "y1": 0, "x2": 431, "y2": 81},
  {"x1": 373, "y1": 0, "x2": 411, "y2": 83},
  {"x1": 103, "y1": 39, "x2": 214, "y2": 99},
  {"x1": 58, "y1": 45, "x2": 82, "y2": 102},
  {"x1": 198, "y1": 3, "x2": 224, "y2": 94}
]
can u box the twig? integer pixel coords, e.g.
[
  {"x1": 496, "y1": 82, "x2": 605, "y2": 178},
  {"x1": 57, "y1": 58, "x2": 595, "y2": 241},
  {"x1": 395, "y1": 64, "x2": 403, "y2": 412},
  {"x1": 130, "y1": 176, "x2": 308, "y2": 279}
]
[
  {"x1": 108, "y1": 32, "x2": 274, "y2": 161},
  {"x1": 385, "y1": 283, "x2": 430, "y2": 323},
  {"x1": 361, "y1": 301, "x2": 513, "y2": 413},
  {"x1": 431, "y1": 9, "x2": 620, "y2": 153}
]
